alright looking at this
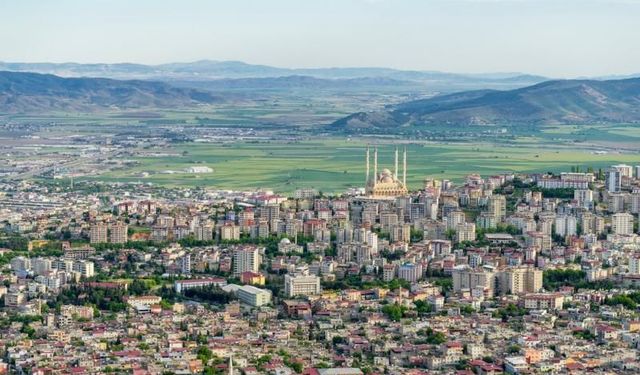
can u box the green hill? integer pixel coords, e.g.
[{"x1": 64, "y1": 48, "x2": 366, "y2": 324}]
[{"x1": 331, "y1": 78, "x2": 640, "y2": 130}]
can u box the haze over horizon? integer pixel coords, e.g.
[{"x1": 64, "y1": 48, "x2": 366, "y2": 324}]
[{"x1": 1, "y1": 0, "x2": 640, "y2": 78}]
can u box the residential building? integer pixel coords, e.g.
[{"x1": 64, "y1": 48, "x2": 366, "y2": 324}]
[
  {"x1": 284, "y1": 274, "x2": 321, "y2": 297},
  {"x1": 233, "y1": 247, "x2": 260, "y2": 276}
]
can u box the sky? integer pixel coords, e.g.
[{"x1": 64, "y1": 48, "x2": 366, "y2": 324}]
[{"x1": 0, "y1": 0, "x2": 639, "y2": 78}]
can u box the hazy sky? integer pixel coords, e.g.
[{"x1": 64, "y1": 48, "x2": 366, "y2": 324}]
[{"x1": 1, "y1": 0, "x2": 639, "y2": 77}]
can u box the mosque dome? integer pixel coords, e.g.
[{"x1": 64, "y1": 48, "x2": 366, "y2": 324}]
[
  {"x1": 380, "y1": 168, "x2": 394, "y2": 183},
  {"x1": 364, "y1": 147, "x2": 409, "y2": 198}
]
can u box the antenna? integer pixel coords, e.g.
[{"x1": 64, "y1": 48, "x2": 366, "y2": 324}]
[
  {"x1": 395, "y1": 146, "x2": 399, "y2": 179},
  {"x1": 403, "y1": 147, "x2": 407, "y2": 187},
  {"x1": 374, "y1": 147, "x2": 378, "y2": 187},
  {"x1": 366, "y1": 146, "x2": 370, "y2": 186}
]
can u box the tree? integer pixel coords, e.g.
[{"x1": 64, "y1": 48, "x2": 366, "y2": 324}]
[
  {"x1": 419, "y1": 327, "x2": 447, "y2": 345},
  {"x1": 197, "y1": 346, "x2": 213, "y2": 364},
  {"x1": 543, "y1": 269, "x2": 586, "y2": 289},
  {"x1": 445, "y1": 229, "x2": 456, "y2": 240},
  {"x1": 130, "y1": 279, "x2": 151, "y2": 295},
  {"x1": 381, "y1": 303, "x2": 406, "y2": 321},
  {"x1": 414, "y1": 300, "x2": 433, "y2": 315},
  {"x1": 507, "y1": 344, "x2": 521, "y2": 354},
  {"x1": 289, "y1": 362, "x2": 303, "y2": 373}
]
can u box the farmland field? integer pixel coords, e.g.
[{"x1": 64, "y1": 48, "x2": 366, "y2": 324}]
[
  {"x1": 6, "y1": 103, "x2": 640, "y2": 194},
  {"x1": 88, "y1": 137, "x2": 640, "y2": 193}
]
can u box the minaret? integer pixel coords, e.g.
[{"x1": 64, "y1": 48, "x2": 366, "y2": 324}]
[
  {"x1": 394, "y1": 146, "x2": 399, "y2": 180},
  {"x1": 366, "y1": 146, "x2": 370, "y2": 186},
  {"x1": 403, "y1": 147, "x2": 407, "y2": 187},
  {"x1": 374, "y1": 147, "x2": 378, "y2": 187},
  {"x1": 228, "y1": 355, "x2": 234, "y2": 375}
]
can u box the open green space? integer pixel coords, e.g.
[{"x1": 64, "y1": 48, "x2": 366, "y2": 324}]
[{"x1": 87, "y1": 138, "x2": 640, "y2": 193}]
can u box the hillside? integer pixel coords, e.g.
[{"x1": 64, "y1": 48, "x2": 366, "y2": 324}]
[
  {"x1": 172, "y1": 75, "x2": 417, "y2": 91},
  {"x1": 0, "y1": 71, "x2": 219, "y2": 113},
  {"x1": 0, "y1": 60, "x2": 547, "y2": 92},
  {"x1": 330, "y1": 78, "x2": 640, "y2": 130}
]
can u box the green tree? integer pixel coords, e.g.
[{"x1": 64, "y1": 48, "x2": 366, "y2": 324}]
[{"x1": 381, "y1": 303, "x2": 406, "y2": 321}]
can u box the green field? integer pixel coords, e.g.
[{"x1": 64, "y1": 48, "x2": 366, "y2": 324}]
[
  {"x1": 8, "y1": 108, "x2": 640, "y2": 194},
  {"x1": 88, "y1": 137, "x2": 640, "y2": 193}
]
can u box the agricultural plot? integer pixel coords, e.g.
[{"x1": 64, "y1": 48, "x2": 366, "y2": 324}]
[{"x1": 91, "y1": 138, "x2": 640, "y2": 193}]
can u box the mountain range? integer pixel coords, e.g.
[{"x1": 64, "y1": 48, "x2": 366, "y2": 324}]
[
  {"x1": 171, "y1": 75, "x2": 419, "y2": 91},
  {"x1": 2, "y1": 65, "x2": 640, "y2": 126},
  {"x1": 0, "y1": 71, "x2": 218, "y2": 113},
  {"x1": 0, "y1": 60, "x2": 543, "y2": 80},
  {"x1": 331, "y1": 78, "x2": 640, "y2": 130},
  {"x1": 0, "y1": 60, "x2": 547, "y2": 92}
]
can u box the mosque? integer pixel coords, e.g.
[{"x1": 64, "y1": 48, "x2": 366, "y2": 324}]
[{"x1": 364, "y1": 146, "x2": 409, "y2": 198}]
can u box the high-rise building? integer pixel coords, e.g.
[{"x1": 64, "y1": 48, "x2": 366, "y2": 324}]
[
  {"x1": 263, "y1": 204, "x2": 280, "y2": 233},
  {"x1": 238, "y1": 209, "x2": 255, "y2": 231},
  {"x1": 181, "y1": 254, "x2": 191, "y2": 275},
  {"x1": 455, "y1": 223, "x2": 476, "y2": 243},
  {"x1": 581, "y1": 212, "x2": 595, "y2": 235},
  {"x1": 390, "y1": 223, "x2": 411, "y2": 243},
  {"x1": 284, "y1": 274, "x2": 321, "y2": 297},
  {"x1": 293, "y1": 188, "x2": 318, "y2": 199},
  {"x1": 612, "y1": 164, "x2": 633, "y2": 178},
  {"x1": 500, "y1": 267, "x2": 543, "y2": 295},
  {"x1": 605, "y1": 168, "x2": 622, "y2": 193},
  {"x1": 355, "y1": 244, "x2": 373, "y2": 263},
  {"x1": 10, "y1": 256, "x2": 31, "y2": 272},
  {"x1": 537, "y1": 215, "x2": 555, "y2": 236},
  {"x1": 250, "y1": 220, "x2": 270, "y2": 239},
  {"x1": 110, "y1": 223, "x2": 128, "y2": 244},
  {"x1": 612, "y1": 213, "x2": 634, "y2": 235},
  {"x1": 574, "y1": 189, "x2": 593, "y2": 209},
  {"x1": 55, "y1": 259, "x2": 74, "y2": 272},
  {"x1": 554, "y1": 215, "x2": 577, "y2": 237},
  {"x1": 630, "y1": 254, "x2": 640, "y2": 275},
  {"x1": 398, "y1": 263, "x2": 423, "y2": 283},
  {"x1": 594, "y1": 216, "x2": 606, "y2": 235},
  {"x1": 608, "y1": 192, "x2": 626, "y2": 213},
  {"x1": 195, "y1": 223, "x2": 214, "y2": 241},
  {"x1": 156, "y1": 215, "x2": 175, "y2": 228},
  {"x1": 446, "y1": 210, "x2": 466, "y2": 230},
  {"x1": 72, "y1": 260, "x2": 95, "y2": 278},
  {"x1": 90, "y1": 223, "x2": 108, "y2": 244},
  {"x1": 219, "y1": 224, "x2": 240, "y2": 241},
  {"x1": 32, "y1": 258, "x2": 52, "y2": 276},
  {"x1": 233, "y1": 247, "x2": 260, "y2": 276},
  {"x1": 476, "y1": 212, "x2": 497, "y2": 230},
  {"x1": 487, "y1": 194, "x2": 506, "y2": 222},
  {"x1": 524, "y1": 231, "x2": 552, "y2": 251},
  {"x1": 382, "y1": 264, "x2": 396, "y2": 281},
  {"x1": 452, "y1": 266, "x2": 496, "y2": 296},
  {"x1": 380, "y1": 212, "x2": 399, "y2": 230},
  {"x1": 630, "y1": 190, "x2": 640, "y2": 214}
]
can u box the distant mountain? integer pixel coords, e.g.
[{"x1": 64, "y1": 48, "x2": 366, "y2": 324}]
[
  {"x1": 330, "y1": 78, "x2": 640, "y2": 130},
  {"x1": 0, "y1": 60, "x2": 547, "y2": 92},
  {"x1": 172, "y1": 75, "x2": 418, "y2": 91},
  {"x1": 0, "y1": 71, "x2": 219, "y2": 113},
  {"x1": 156, "y1": 60, "x2": 289, "y2": 77}
]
